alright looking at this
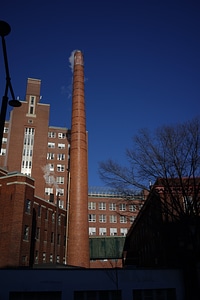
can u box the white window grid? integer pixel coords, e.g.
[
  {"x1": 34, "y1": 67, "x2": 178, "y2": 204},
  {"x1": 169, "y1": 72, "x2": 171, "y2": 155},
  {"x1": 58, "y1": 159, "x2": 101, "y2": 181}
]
[
  {"x1": 58, "y1": 143, "x2": 65, "y2": 149},
  {"x1": 99, "y1": 214, "x2": 106, "y2": 223},
  {"x1": 110, "y1": 228, "x2": 117, "y2": 236},
  {"x1": 120, "y1": 216, "x2": 127, "y2": 223},
  {"x1": 57, "y1": 153, "x2": 65, "y2": 160},
  {"x1": 56, "y1": 177, "x2": 64, "y2": 184},
  {"x1": 88, "y1": 214, "x2": 96, "y2": 222},
  {"x1": 120, "y1": 228, "x2": 128, "y2": 236},
  {"x1": 88, "y1": 202, "x2": 96, "y2": 210},
  {"x1": 57, "y1": 164, "x2": 65, "y2": 172},
  {"x1": 99, "y1": 202, "x2": 106, "y2": 210},
  {"x1": 109, "y1": 203, "x2": 116, "y2": 211},
  {"x1": 119, "y1": 203, "x2": 126, "y2": 211},
  {"x1": 89, "y1": 227, "x2": 96, "y2": 235},
  {"x1": 48, "y1": 142, "x2": 55, "y2": 148},
  {"x1": 99, "y1": 228, "x2": 107, "y2": 235},
  {"x1": 109, "y1": 215, "x2": 117, "y2": 223}
]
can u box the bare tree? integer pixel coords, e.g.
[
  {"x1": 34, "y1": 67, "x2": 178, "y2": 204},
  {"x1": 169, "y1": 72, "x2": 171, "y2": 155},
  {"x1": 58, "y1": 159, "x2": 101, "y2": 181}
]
[
  {"x1": 99, "y1": 117, "x2": 200, "y2": 299},
  {"x1": 99, "y1": 117, "x2": 200, "y2": 210}
]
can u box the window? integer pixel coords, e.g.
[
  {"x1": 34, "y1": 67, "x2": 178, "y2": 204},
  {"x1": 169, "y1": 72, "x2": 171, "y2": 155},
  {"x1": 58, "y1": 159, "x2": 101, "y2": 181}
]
[
  {"x1": 2, "y1": 137, "x2": 7, "y2": 144},
  {"x1": 29, "y1": 96, "x2": 35, "y2": 115},
  {"x1": 89, "y1": 227, "x2": 96, "y2": 235},
  {"x1": 48, "y1": 131, "x2": 56, "y2": 138},
  {"x1": 110, "y1": 228, "x2": 117, "y2": 236},
  {"x1": 21, "y1": 127, "x2": 34, "y2": 176},
  {"x1": 109, "y1": 203, "x2": 116, "y2": 210},
  {"x1": 119, "y1": 203, "x2": 126, "y2": 211},
  {"x1": 99, "y1": 228, "x2": 107, "y2": 235},
  {"x1": 129, "y1": 204, "x2": 137, "y2": 212},
  {"x1": 38, "y1": 205, "x2": 41, "y2": 217},
  {"x1": 57, "y1": 234, "x2": 61, "y2": 245},
  {"x1": 51, "y1": 232, "x2": 54, "y2": 243},
  {"x1": 36, "y1": 227, "x2": 40, "y2": 240},
  {"x1": 99, "y1": 202, "x2": 106, "y2": 210},
  {"x1": 120, "y1": 216, "x2": 127, "y2": 223},
  {"x1": 35, "y1": 251, "x2": 38, "y2": 264},
  {"x1": 25, "y1": 199, "x2": 31, "y2": 213},
  {"x1": 110, "y1": 215, "x2": 117, "y2": 223},
  {"x1": 47, "y1": 152, "x2": 55, "y2": 160},
  {"x1": 44, "y1": 230, "x2": 47, "y2": 241},
  {"x1": 48, "y1": 142, "x2": 55, "y2": 148},
  {"x1": 57, "y1": 164, "x2": 65, "y2": 172},
  {"x1": 45, "y1": 175, "x2": 55, "y2": 184},
  {"x1": 58, "y1": 132, "x2": 66, "y2": 139},
  {"x1": 23, "y1": 225, "x2": 29, "y2": 240},
  {"x1": 0, "y1": 148, "x2": 6, "y2": 155},
  {"x1": 133, "y1": 288, "x2": 176, "y2": 300},
  {"x1": 49, "y1": 164, "x2": 54, "y2": 171},
  {"x1": 45, "y1": 187, "x2": 53, "y2": 195},
  {"x1": 120, "y1": 228, "x2": 128, "y2": 236},
  {"x1": 3, "y1": 127, "x2": 8, "y2": 133},
  {"x1": 56, "y1": 176, "x2": 64, "y2": 184},
  {"x1": 88, "y1": 214, "x2": 96, "y2": 222},
  {"x1": 56, "y1": 255, "x2": 60, "y2": 263},
  {"x1": 130, "y1": 216, "x2": 135, "y2": 223},
  {"x1": 88, "y1": 202, "x2": 96, "y2": 210},
  {"x1": 58, "y1": 143, "x2": 65, "y2": 149},
  {"x1": 52, "y1": 213, "x2": 55, "y2": 223},
  {"x1": 58, "y1": 200, "x2": 64, "y2": 209},
  {"x1": 58, "y1": 214, "x2": 61, "y2": 225},
  {"x1": 74, "y1": 290, "x2": 121, "y2": 300},
  {"x1": 50, "y1": 253, "x2": 53, "y2": 263},
  {"x1": 42, "y1": 252, "x2": 46, "y2": 263},
  {"x1": 45, "y1": 209, "x2": 48, "y2": 220},
  {"x1": 99, "y1": 214, "x2": 106, "y2": 223},
  {"x1": 56, "y1": 188, "x2": 64, "y2": 196},
  {"x1": 57, "y1": 153, "x2": 65, "y2": 160}
]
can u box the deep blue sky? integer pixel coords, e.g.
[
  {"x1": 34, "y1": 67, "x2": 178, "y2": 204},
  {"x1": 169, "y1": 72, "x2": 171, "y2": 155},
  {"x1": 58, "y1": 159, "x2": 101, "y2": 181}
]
[{"x1": 0, "y1": 1, "x2": 200, "y2": 187}]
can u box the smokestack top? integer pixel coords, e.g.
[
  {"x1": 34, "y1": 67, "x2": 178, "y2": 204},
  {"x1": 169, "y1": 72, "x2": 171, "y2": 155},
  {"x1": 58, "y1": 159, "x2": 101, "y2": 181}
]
[{"x1": 74, "y1": 50, "x2": 84, "y2": 66}]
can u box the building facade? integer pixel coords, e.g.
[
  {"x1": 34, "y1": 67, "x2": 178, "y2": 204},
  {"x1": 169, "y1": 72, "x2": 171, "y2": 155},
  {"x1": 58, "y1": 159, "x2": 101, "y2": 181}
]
[{"x1": 0, "y1": 52, "x2": 145, "y2": 268}]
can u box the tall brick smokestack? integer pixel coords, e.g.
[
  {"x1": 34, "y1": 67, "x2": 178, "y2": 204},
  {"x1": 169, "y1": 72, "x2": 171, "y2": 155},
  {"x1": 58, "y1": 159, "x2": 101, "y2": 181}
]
[{"x1": 67, "y1": 51, "x2": 90, "y2": 268}]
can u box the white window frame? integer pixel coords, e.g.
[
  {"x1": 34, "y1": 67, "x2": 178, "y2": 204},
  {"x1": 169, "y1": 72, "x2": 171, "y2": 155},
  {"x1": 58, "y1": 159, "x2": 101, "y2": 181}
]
[
  {"x1": 109, "y1": 215, "x2": 117, "y2": 223},
  {"x1": 99, "y1": 228, "x2": 107, "y2": 235},
  {"x1": 99, "y1": 202, "x2": 106, "y2": 210},
  {"x1": 119, "y1": 203, "x2": 126, "y2": 211},
  {"x1": 88, "y1": 214, "x2": 96, "y2": 222},
  {"x1": 120, "y1": 215, "x2": 127, "y2": 223},
  {"x1": 99, "y1": 214, "x2": 106, "y2": 223},
  {"x1": 88, "y1": 202, "x2": 96, "y2": 210},
  {"x1": 109, "y1": 203, "x2": 116, "y2": 211}
]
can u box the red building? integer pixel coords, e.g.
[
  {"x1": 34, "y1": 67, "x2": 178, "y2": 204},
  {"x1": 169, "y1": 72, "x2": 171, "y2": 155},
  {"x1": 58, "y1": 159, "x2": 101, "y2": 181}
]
[{"x1": 0, "y1": 168, "x2": 66, "y2": 267}]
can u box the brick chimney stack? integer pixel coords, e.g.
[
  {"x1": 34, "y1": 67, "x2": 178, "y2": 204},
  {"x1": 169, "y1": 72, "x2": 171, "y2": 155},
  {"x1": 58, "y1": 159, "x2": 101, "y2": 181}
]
[{"x1": 67, "y1": 51, "x2": 90, "y2": 268}]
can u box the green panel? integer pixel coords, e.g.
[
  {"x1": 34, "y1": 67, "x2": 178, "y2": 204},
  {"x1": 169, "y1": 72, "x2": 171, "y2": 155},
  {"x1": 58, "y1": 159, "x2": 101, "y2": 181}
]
[{"x1": 89, "y1": 237, "x2": 125, "y2": 259}]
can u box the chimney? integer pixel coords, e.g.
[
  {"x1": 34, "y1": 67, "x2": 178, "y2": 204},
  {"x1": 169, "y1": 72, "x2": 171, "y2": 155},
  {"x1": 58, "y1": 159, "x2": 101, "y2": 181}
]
[{"x1": 67, "y1": 51, "x2": 90, "y2": 268}]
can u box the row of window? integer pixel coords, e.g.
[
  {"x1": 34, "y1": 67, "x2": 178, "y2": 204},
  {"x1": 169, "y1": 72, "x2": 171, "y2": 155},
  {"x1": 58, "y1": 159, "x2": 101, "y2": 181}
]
[
  {"x1": 89, "y1": 227, "x2": 128, "y2": 236},
  {"x1": 45, "y1": 176, "x2": 65, "y2": 184},
  {"x1": 88, "y1": 214, "x2": 135, "y2": 223},
  {"x1": 46, "y1": 164, "x2": 66, "y2": 172},
  {"x1": 25, "y1": 199, "x2": 64, "y2": 220},
  {"x1": 89, "y1": 202, "x2": 142, "y2": 212},
  {"x1": 48, "y1": 142, "x2": 66, "y2": 149},
  {"x1": 48, "y1": 132, "x2": 67, "y2": 139},
  {"x1": 45, "y1": 187, "x2": 64, "y2": 196},
  {"x1": 47, "y1": 153, "x2": 66, "y2": 160}
]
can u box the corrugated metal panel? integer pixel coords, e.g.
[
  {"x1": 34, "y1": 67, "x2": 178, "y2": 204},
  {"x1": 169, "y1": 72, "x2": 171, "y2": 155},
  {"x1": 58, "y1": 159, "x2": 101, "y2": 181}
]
[{"x1": 89, "y1": 237, "x2": 125, "y2": 259}]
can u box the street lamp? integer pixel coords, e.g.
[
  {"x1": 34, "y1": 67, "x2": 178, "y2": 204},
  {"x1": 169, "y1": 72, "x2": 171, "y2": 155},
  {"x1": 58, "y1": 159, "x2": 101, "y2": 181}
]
[{"x1": 0, "y1": 20, "x2": 21, "y2": 151}]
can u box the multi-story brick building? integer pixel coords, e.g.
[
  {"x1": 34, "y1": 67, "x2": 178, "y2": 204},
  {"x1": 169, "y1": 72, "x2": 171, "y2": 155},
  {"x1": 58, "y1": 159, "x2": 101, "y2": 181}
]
[
  {"x1": 0, "y1": 51, "x2": 145, "y2": 268},
  {"x1": 0, "y1": 168, "x2": 67, "y2": 268}
]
